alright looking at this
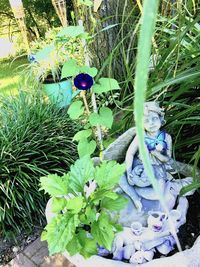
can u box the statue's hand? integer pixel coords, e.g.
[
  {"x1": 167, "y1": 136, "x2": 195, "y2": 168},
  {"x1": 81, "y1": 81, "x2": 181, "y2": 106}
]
[
  {"x1": 155, "y1": 143, "x2": 163, "y2": 152},
  {"x1": 134, "y1": 199, "x2": 143, "y2": 212},
  {"x1": 127, "y1": 173, "x2": 134, "y2": 185},
  {"x1": 151, "y1": 149, "x2": 169, "y2": 163},
  {"x1": 150, "y1": 149, "x2": 158, "y2": 156}
]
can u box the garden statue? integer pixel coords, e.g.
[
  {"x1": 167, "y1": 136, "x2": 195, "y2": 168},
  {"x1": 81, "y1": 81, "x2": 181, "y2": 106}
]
[
  {"x1": 120, "y1": 102, "x2": 174, "y2": 212},
  {"x1": 109, "y1": 102, "x2": 195, "y2": 263},
  {"x1": 45, "y1": 101, "x2": 199, "y2": 267}
]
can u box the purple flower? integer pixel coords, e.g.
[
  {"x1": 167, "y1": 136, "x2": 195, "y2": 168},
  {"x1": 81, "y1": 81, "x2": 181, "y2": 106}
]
[{"x1": 74, "y1": 73, "x2": 93, "y2": 90}]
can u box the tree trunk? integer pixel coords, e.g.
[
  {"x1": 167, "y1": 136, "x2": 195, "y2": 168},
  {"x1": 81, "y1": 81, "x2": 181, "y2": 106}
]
[
  {"x1": 26, "y1": 7, "x2": 42, "y2": 37},
  {"x1": 73, "y1": 0, "x2": 138, "y2": 81}
]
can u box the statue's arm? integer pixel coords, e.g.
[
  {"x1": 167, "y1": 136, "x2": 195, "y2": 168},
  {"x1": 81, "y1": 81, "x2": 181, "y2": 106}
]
[
  {"x1": 125, "y1": 136, "x2": 139, "y2": 174},
  {"x1": 166, "y1": 133, "x2": 172, "y2": 158}
]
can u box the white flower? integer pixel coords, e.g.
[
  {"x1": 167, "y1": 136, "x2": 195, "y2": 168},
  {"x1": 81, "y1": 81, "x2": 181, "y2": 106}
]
[{"x1": 84, "y1": 180, "x2": 97, "y2": 198}]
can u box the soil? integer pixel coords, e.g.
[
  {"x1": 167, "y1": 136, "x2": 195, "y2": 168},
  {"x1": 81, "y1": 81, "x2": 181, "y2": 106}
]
[
  {"x1": 0, "y1": 227, "x2": 42, "y2": 266},
  {"x1": 1, "y1": 192, "x2": 200, "y2": 266},
  {"x1": 177, "y1": 191, "x2": 200, "y2": 249}
]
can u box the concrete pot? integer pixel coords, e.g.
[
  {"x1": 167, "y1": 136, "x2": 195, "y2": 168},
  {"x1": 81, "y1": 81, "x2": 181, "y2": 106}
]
[{"x1": 45, "y1": 127, "x2": 200, "y2": 267}]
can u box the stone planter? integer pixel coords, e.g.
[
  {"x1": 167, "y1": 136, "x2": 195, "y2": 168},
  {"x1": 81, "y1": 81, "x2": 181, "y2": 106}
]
[
  {"x1": 46, "y1": 198, "x2": 200, "y2": 267},
  {"x1": 62, "y1": 235, "x2": 200, "y2": 267},
  {"x1": 45, "y1": 127, "x2": 200, "y2": 267}
]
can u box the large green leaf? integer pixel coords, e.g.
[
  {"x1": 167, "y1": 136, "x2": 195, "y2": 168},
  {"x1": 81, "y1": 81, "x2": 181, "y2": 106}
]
[
  {"x1": 89, "y1": 107, "x2": 113, "y2": 128},
  {"x1": 92, "y1": 78, "x2": 120, "y2": 94},
  {"x1": 40, "y1": 174, "x2": 69, "y2": 197},
  {"x1": 51, "y1": 197, "x2": 68, "y2": 213},
  {"x1": 78, "y1": 138, "x2": 96, "y2": 157},
  {"x1": 101, "y1": 195, "x2": 128, "y2": 211},
  {"x1": 73, "y1": 129, "x2": 92, "y2": 142},
  {"x1": 69, "y1": 156, "x2": 95, "y2": 192},
  {"x1": 66, "y1": 235, "x2": 82, "y2": 256},
  {"x1": 95, "y1": 161, "x2": 125, "y2": 189},
  {"x1": 57, "y1": 25, "x2": 85, "y2": 38},
  {"x1": 80, "y1": 238, "x2": 97, "y2": 258},
  {"x1": 85, "y1": 206, "x2": 96, "y2": 223},
  {"x1": 91, "y1": 190, "x2": 118, "y2": 205},
  {"x1": 77, "y1": 230, "x2": 97, "y2": 258},
  {"x1": 67, "y1": 101, "x2": 84, "y2": 120},
  {"x1": 43, "y1": 213, "x2": 80, "y2": 255},
  {"x1": 66, "y1": 196, "x2": 85, "y2": 213},
  {"x1": 61, "y1": 59, "x2": 80, "y2": 79},
  {"x1": 91, "y1": 212, "x2": 114, "y2": 251}
]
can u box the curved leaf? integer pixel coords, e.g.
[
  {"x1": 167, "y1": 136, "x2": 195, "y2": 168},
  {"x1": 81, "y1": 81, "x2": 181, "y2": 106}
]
[
  {"x1": 67, "y1": 101, "x2": 84, "y2": 120},
  {"x1": 61, "y1": 59, "x2": 80, "y2": 78},
  {"x1": 79, "y1": 66, "x2": 98, "y2": 77},
  {"x1": 92, "y1": 78, "x2": 120, "y2": 94},
  {"x1": 89, "y1": 107, "x2": 113, "y2": 128},
  {"x1": 78, "y1": 138, "x2": 96, "y2": 158},
  {"x1": 73, "y1": 129, "x2": 92, "y2": 142},
  {"x1": 40, "y1": 174, "x2": 69, "y2": 197},
  {"x1": 69, "y1": 156, "x2": 95, "y2": 192}
]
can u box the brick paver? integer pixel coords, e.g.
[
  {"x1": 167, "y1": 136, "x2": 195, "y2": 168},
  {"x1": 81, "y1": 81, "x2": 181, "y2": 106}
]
[
  {"x1": 5, "y1": 254, "x2": 37, "y2": 267},
  {"x1": 40, "y1": 255, "x2": 75, "y2": 267},
  {"x1": 4, "y1": 238, "x2": 75, "y2": 267},
  {"x1": 31, "y1": 246, "x2": 49, "y2": 265},
  {"x1": 23, "y1": 238, "x2": 46, "y2": 258}
]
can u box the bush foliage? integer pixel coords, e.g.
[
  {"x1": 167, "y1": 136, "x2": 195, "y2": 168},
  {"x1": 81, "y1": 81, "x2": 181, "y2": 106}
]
[{"x1": 0, "y1": 92, "x2": 80, "y2": 237}]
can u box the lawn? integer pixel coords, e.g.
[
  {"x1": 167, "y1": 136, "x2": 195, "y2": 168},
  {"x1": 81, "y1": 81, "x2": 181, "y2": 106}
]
[{"x1": 0, "y1": 56, "x2": 28, "y2": 95}]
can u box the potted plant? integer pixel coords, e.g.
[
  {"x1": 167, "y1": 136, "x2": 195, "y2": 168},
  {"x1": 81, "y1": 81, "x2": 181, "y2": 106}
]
[{"x1": 23, "y1": 25, "x2": 86, "y2": 108}]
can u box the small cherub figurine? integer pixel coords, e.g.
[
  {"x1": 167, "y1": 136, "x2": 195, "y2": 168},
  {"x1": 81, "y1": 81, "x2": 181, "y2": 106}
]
[{"x1": 119, "y1": 102, "x2": 173, "y2": 211}]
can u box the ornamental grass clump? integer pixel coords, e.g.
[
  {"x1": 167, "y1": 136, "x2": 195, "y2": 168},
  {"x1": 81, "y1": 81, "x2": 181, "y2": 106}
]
[{"x1": 0, "y1": 92, "x2": 80, "y2": 238}]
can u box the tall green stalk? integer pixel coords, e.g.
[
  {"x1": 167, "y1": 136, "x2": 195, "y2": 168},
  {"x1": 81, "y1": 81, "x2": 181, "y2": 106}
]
[
  {"x1": 134, "y1": 0, "x2": 160, "y2": 200},
  {"x1": 133, "y1": 0, "x2": 182, "y2": 251}
]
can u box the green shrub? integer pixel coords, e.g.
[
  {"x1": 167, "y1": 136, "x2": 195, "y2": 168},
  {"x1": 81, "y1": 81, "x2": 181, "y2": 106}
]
[{"x1": 0, "y1": 92, "x2": 80, "y2": 237}]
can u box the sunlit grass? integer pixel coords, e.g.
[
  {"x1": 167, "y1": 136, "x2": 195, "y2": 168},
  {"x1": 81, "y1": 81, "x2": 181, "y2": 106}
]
[{"x1": 0, "y1": 57, "x2": 28, "y2": 95}]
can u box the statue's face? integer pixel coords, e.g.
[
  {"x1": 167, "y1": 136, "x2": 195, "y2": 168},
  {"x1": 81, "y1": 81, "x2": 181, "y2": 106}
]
[{"x1": 144, "y1": 111, "x2": 161, "y2": 133}]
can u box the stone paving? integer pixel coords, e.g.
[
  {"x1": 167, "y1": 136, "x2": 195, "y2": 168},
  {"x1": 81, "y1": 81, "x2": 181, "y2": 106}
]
[{"x1": 4, "y1": 238, "x2": 75, "y2": 267}]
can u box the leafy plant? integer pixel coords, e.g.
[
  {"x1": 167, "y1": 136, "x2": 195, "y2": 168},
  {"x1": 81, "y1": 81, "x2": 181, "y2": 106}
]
[
  {"x1": 63, "y1": 58, "x2": 120, "y2": 157},
  {"x1": 40, "y1": 156, "x2": 127, "y2": 257},
  {"x1": 0, "y1": 91, "x2": 80, "y2": 237},
  {"x1": 21, "y1": 25, "x2": 85, "y2": 88}
]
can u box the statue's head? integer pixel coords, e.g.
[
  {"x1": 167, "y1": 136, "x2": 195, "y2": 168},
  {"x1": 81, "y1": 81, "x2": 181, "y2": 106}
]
[{"x1": 143, "y1": 102, "x2": 165, "y2": 133}]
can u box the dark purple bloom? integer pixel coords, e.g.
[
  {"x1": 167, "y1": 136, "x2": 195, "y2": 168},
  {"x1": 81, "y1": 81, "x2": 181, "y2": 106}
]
[{"x1": 74, "y1": 73, "x2": 93, "y2": 90}]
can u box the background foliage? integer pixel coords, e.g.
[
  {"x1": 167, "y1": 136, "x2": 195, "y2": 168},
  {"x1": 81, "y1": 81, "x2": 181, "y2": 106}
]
[{"x1": 79, "y1": 0, "x2": 200, "y2": 166}]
